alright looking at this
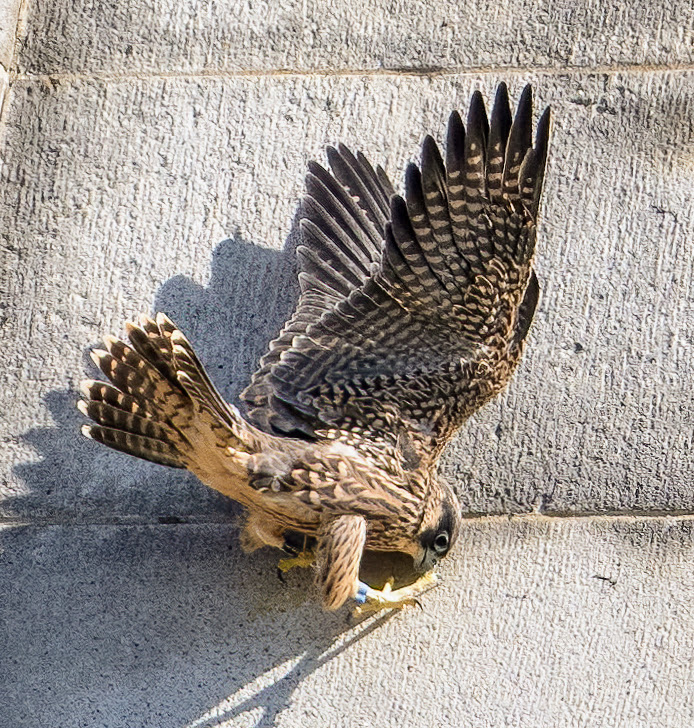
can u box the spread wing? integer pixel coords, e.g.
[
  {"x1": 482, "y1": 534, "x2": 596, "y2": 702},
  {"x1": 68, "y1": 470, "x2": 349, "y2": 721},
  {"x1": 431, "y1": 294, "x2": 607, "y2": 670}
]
[{"x1": 242, "y1": 84, "x2": 550, "y2": 469}]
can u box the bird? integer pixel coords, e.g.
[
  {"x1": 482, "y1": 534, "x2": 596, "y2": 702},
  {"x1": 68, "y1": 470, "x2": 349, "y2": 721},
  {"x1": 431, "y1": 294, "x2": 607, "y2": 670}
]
[{"x1": 78, "y1": 83, "x2": 550, "y2": 612}]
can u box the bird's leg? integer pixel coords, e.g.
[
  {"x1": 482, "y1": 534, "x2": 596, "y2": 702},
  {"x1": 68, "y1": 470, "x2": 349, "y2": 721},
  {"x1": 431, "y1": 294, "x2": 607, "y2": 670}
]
[
  {"x1": 277, "y1": 532, "x2": 316, "y2": 572},
  {"x1": 353, "y1": 571, "x2": 439, "y2": 615},
  {"x1": 240, "y1": 512, "x2": 286, "y2": 553}
]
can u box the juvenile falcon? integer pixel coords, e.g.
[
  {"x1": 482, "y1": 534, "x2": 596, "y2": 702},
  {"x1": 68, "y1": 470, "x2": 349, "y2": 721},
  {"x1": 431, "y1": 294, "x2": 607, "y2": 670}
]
[{"x1": 79, "y1": 84, "x2": 550, "y2": 611}]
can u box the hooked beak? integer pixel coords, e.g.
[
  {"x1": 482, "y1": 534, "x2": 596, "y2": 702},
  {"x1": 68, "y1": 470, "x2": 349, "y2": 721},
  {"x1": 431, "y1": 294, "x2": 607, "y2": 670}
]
[{"x1": 415, "y1": 546, "x2": 439, "y2": 574}]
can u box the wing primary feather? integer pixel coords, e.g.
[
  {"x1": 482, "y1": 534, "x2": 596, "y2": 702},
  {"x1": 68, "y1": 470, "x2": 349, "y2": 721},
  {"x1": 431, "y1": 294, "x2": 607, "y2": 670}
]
[
  {"x1": 463, "y1": 90, "x2": 489, "y2": 211},
  {"x1": 381, "y1": 221, "x2": 419, "y2": 299},
  {"x1": 502, "y1": 84, "x2": 533, "y2": 201},
  {"x1": 375, "y1": 164, "x2": 396, "y2": 198},
  {"x1": 305, "y1": 162, "x2": 382, "y2": 264},
  {"x1": 486, "y1": 82, "x2": 512, "y2": 202},
  {"x1": 420, "y1": 135, "x2": 454, "y2": 247},
  {"x1": 513, "y1": 269, "x2": 540, "y2": 345},
  {"x1": 328, "y1": 144, "x2": 389, "y2": 231},
  {"x1": 405, "y1": 158, "x2": 464, "y2": 296},
  {"x1": 404, "y1": 162, "x2": 439, "y2": 257},
  {"x1": 301, "y1": 196, "x2": 374, "y2": 282},
  {"x1": 388, "y1": 194, "x2": 445, "y2": 306},
  {"x1": 445, "y1": 109, "x2": 468, "y2": 245},
  {"x1": 297, "y1": 227, "x2": 368, "y2": 291},
  {"x1": 530, "y1": 106, "x2": 551, "y2": 218},
  {"x1": 356, "y1": 151, "x2": 395, "y2": 214},
  {"x1": 296, "y1": 270, "x2": 344, "y2": 302},
  {"x1": 460, "y1": 91, "x2": 495, "y2": 259},
  {"x1": 517, "y1": 104, "x2": 551, "y2": 218}
]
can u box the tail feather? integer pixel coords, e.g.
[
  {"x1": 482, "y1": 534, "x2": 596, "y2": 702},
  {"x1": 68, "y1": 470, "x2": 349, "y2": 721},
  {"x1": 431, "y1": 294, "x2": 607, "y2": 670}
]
[
  {"x1": 80, "y1": 378, "x2": 146, "y2": 416},
  {"x1": 81, "y1": 421, "x2": 187, "y2": 469},
  {"x1": 123, "y1": 318, "x2": 177, "y2": 381},
  {"x1": 89, "y1": 344, "x2": 183, "y2": 415},
  {"x1": 78, "y1": 397, "x2": 184, "y2": 448},
  {"x1": 79, "y1": 314, "x2": 261, "y2": 472}
]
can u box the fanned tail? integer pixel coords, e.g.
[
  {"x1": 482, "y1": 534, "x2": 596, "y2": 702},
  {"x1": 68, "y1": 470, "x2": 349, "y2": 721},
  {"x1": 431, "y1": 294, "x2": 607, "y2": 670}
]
[{"x1": 79, "y1": 313, "x2": 261, "y2": 472}]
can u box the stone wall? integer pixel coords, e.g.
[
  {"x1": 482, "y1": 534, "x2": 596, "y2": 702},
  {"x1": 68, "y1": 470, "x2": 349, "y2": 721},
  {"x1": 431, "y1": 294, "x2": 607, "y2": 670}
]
[{"x1": 1, "y1": 2, "x2": 693, "y2": 726}]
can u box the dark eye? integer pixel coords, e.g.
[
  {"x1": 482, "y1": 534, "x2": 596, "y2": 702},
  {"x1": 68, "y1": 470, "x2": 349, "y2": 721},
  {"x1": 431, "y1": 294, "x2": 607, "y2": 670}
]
[{"x1": 433, "y1": 532, "x2": 449, "y2": 554}]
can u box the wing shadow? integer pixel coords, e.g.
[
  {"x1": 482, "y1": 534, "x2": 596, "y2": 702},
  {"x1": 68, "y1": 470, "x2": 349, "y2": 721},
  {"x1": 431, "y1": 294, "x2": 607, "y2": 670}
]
[{"x1": 10, "y1": 230, "x2": 299, "y2": 524}]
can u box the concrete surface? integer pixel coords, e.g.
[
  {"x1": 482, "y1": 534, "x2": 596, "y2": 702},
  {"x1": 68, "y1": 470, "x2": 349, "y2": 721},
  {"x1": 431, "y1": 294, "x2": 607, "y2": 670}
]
[
  {"x1": 2, "y1": 517, "x2": 694, "y2": 727},
  {"x1": 1, "y1": 0, "x2": 693, "y2": 726},
  {"x1": 2, "y1": 72, "x2": 692, "y2": 519},
  {"x1": 0, "y1": 0, "x2": 21, "y2": 70},
  {"x1": 15, "y1": 0, "x2": 694, "y2": 75},
  {"x1": 0, "y1": 0, "x2": 22, "y2": 133}
]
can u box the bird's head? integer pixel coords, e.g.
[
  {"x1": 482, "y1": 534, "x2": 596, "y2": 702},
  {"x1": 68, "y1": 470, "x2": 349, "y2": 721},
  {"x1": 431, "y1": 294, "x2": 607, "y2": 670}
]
[{"x1": 414, "y1": 478, "x2": 461, "y2": 573}]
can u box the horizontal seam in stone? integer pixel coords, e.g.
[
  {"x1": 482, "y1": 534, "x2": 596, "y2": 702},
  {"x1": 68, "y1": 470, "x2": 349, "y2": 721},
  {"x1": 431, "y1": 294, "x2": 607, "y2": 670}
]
[
  {"x1": 9, "y1": 62, "x2": 694, "y2": 85},
  {"x1": 3, "y1": 511, "x2": 694, "y2": 528}
]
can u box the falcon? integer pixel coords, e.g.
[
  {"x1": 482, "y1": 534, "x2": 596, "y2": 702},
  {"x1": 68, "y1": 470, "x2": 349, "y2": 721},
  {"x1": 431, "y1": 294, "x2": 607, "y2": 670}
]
[{"x1": 79, "y1": 83, "x2": 550, "y2": 612}]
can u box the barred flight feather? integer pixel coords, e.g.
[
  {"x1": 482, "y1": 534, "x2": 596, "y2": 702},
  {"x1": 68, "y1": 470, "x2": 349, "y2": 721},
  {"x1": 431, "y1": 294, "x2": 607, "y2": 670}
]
[{"x1": 80, "y1": 85, "x2": 551, "y2": 611}]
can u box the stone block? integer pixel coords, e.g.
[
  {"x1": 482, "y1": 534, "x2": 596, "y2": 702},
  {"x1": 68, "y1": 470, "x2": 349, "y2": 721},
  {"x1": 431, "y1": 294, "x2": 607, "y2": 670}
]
[
  {"x1": 15, "y1": 0, "x2": 694, "y2": 75},
  {"x1": 1, "y1": 516, "x2": 692, "y2": 726},
  {"x1": 1, "y1": 72, "x2": 692, "y2": 520}
]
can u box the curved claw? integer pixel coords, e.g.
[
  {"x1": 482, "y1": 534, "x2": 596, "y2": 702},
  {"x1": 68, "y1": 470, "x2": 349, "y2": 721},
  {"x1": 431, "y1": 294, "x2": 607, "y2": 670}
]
[{"x1": 353, "y1": 572, "x2": 439, "y2": 615}]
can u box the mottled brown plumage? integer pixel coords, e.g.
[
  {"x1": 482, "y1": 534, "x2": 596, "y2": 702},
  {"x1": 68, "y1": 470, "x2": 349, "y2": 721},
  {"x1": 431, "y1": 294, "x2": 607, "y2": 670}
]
[{"x1": 79, "y1": 84, "x2": 551, "y2": 611}]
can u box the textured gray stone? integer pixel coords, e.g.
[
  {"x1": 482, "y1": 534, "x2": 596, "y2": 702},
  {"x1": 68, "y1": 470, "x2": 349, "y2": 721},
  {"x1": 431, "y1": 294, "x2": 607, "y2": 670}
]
[
  {"x1": 2, "y1": 0, "x2": 693, "y2": 724},
  {"x1": 1, "y1": 72, "x2": 692, "y2": 521},
  {"x1": 0, "y1": 0, "x2": 21, "y2": 134},
  {"x1": 1, "y1": 517, "x2": 693, "y2": 727},
  {"x1": 0, "y1": 66, "x2": 8, "y2": 119},
  {"x1": 0, "y1": 0, "x2": 21, "y2": 70},
  {"x1": 13, "y1": 0, "x2": 694, "y2": 75}
]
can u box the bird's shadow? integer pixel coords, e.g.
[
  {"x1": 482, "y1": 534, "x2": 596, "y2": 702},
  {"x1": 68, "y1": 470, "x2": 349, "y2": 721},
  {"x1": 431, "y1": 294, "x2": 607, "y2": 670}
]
[
  {"x1": 5, "y1": 225, "x2": 406, "y2": 727},
  {"x1": 1, "y1": 521, "x2": 400, "y2": 728},
  {"x1": 11, "y1": 231, "x2": 301, "y2": 524}
]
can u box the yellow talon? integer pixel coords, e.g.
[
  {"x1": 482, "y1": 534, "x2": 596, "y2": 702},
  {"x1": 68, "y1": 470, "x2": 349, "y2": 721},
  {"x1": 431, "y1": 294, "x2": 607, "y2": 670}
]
[
  {"x1": 277, "y1": 550, "x2": 316, "y2": 572},
  {"x1": 354, "y1": 571, "x2": 439, "y2": 615}
]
